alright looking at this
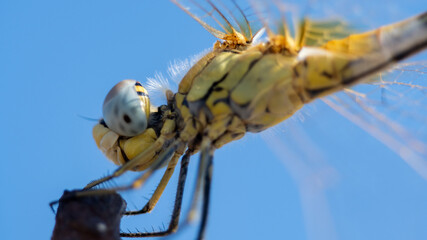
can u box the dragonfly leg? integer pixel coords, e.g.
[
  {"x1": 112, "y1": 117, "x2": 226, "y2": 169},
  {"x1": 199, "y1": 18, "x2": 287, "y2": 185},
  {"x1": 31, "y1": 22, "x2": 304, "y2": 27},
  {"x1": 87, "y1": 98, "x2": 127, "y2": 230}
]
[
  {"x1": 125, "y1": 142, "x2": 187, "y2": 215},
  {"x1": 186, "y1": 138, "x2": 215, "y2": 224},
  {"x1": 180, "y1": 138, "x2": 214, "y2": 239},
  {"x1": 72, "y1": 142, "x2": 179, "y2": 198},
  {"x1": 84, "y1": 139, "x2": 167, "y2": 189},
  {"x1": 120, "y1": 150, "x2": 192, "y2": 237},
  {"x1": 196, "y1": 142, "x2": 214, "y2": 240},
  {"x1": 186, "y1": 148, "x2": 207, "y2": 223},
  {"x1": 124, "y1": 152, "x2": 181, "y2": 215}
]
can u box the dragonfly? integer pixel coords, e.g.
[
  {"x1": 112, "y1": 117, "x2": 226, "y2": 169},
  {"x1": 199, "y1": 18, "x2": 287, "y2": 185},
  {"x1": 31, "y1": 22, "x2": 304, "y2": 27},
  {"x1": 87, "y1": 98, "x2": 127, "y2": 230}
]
[{"x1": 62, "y1": 0, "x2": 427, "y2": 239}]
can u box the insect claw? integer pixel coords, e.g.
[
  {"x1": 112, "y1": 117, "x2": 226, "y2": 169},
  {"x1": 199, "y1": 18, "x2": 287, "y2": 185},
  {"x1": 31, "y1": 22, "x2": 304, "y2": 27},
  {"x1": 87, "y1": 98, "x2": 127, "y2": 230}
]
[
  {"x1": 49, "y1": 200, "x2": 59, "y2": 214},
  {"x1": 141, "y1": 204, "x2": 150, "y2": 213},
  {"x1": 49, "y1": 190, "x2": 84, "y2": 215}
]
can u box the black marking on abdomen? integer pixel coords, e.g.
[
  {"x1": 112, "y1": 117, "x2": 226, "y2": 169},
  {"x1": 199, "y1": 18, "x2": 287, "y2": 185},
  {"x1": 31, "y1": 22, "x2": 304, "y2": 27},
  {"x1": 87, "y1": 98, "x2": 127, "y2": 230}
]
[
  {"x1": 305, "y1": 86, "x2": 338, "y2": 99},
  {"x1": 229, "y1": 57, "x2": 261, "y2": 93},
  {"x1": 343, "y1": 39, "x2": 427, "y2": 87},
  {"x1": 187, "y1": 73, "x2": 230, "y2": 121},
  {"x1": 321, "y1": 71, "x2": 333, "y2": 79}
]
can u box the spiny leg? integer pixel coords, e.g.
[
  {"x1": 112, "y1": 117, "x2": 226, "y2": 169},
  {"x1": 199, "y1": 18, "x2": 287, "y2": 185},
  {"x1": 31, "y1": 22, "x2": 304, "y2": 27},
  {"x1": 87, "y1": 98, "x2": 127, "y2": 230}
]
[
  {"x1": 186, "y1": 138, "x2": 215, "y2": 224},
  {"x1": 74, "y1": 142, "x2": 180, "y2": 198},
  {"x1": 124, "y1": 152, "x2": 181, "y2": 215},
  {"x1": 177, "y1": 139, "x2": 214, "y2": 238},
  {"x1": 196, "y1": 141, "x2": 214, "y2": 240},
  {"x1": 120, "y1": 150, "x2": 192, "y2": 237},
  {"x1": 84, "y1": 139, "x2": 168, "y2": 190},
  {"x1": 186, "y1": 147, "x2": 208, "y2": 223}
]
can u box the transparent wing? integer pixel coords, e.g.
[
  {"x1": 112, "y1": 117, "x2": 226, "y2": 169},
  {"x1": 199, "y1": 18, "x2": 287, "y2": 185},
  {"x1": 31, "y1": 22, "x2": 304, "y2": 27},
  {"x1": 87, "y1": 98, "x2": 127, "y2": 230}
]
[
  {"x1": 172, "y1": 0, "x2": 356, "y2": 49},
  {"x1": 325, "y1": 62, "x2": 427, "y2": 180},
  {"x1": 298, "y1": 19, "x2": 355, "y2": 47}
]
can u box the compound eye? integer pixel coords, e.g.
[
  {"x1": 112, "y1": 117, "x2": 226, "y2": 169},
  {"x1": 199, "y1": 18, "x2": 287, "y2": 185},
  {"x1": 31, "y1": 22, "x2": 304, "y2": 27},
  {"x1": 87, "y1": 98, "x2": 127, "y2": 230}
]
[{"x1": 102, "y1": 80, "x2": 150, "y2": 137}]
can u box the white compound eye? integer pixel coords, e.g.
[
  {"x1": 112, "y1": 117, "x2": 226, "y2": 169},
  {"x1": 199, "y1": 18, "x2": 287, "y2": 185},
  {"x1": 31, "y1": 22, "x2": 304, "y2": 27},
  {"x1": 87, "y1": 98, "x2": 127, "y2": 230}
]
[{"x1": 102, "y1": 79, "x2": 150, "y2": 137}]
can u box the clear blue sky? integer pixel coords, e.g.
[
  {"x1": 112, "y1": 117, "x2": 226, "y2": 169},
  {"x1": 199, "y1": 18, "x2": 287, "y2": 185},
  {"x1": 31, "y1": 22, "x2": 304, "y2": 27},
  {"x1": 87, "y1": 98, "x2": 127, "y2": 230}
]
[{"x1": 1, "y1": 1, "x2": 427, "y2": 240}]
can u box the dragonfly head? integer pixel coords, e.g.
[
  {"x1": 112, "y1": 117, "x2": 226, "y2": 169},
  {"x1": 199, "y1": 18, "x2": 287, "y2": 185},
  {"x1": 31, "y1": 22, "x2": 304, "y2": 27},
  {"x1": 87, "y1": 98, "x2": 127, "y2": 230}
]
[{"x1": 102, "y1": 79, "x2": 151, "y2": 137}]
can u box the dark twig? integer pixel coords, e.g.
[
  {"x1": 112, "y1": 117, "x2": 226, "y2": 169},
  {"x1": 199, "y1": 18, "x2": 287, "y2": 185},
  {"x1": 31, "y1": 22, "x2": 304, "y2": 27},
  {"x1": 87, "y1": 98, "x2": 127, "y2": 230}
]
[{"x1": 51, "y1": 190, "x2": 126, "y2": 240}]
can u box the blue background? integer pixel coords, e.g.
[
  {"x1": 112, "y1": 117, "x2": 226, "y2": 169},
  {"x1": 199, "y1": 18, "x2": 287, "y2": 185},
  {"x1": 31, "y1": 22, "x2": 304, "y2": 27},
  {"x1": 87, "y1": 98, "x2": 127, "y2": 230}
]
[{"x1": 1, "y1": 1, "x2": 427, "y2": 240}]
